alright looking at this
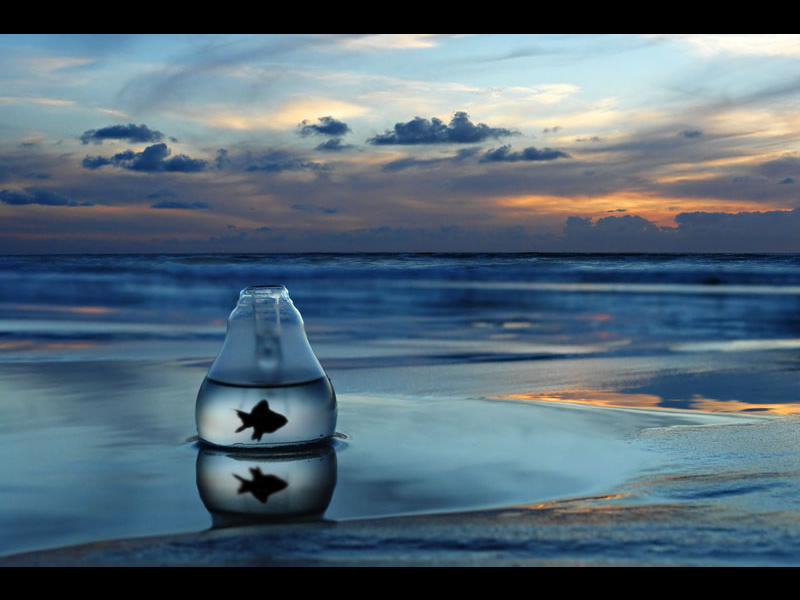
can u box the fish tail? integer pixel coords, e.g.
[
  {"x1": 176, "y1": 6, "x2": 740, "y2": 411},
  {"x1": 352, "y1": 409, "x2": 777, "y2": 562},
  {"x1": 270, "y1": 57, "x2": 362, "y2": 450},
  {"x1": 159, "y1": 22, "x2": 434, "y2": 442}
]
[
  {"x1": 235, "y1": 410, "x2": 250, "y2": 433},
  {"x1": 233, "y1": 474, "x2": 249, "y2": 494}
]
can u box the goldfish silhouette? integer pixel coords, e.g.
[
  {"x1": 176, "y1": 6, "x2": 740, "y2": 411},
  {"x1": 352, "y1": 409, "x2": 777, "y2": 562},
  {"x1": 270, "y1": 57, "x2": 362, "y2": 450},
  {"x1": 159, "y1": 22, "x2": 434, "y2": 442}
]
[
  {"x1": 235, "y1": 399, "x2": 288, "y2": 441},
  {"x1": 233, "y1": 467, "x2": 288, "y2": 504}
]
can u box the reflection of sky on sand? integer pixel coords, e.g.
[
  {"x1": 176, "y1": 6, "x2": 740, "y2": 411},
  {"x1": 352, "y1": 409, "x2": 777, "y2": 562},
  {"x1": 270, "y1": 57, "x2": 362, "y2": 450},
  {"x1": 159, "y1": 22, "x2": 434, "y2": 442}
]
[
  {"x1": 498, "y1": 390, "x2": 800, "y2": 416},
  {"x1": 7, "y1": 304, "x2": 119, "y2": 315},
  {"x1": 327, "y1": 393, "x2": 702, "y2": 520},
  {"x1": 673, "y1": 339, "x2": 800, "y2": 352}
]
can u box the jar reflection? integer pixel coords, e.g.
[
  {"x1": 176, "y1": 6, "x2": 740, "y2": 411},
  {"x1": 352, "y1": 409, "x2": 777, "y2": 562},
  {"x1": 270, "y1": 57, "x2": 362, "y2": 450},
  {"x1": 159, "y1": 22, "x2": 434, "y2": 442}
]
[{"x1": 196, "y1": 442, "x2": 337, "y2": 527}]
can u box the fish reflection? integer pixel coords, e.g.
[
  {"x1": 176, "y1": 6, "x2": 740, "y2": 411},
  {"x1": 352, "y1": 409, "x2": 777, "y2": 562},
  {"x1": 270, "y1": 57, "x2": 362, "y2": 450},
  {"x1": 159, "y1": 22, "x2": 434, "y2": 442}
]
[
  {"x1": 234, "y1": 467, "x2": 287, "y2": 504},
  {"x1": 196, "y1": 442, "x2": 337, "y2": 527}
]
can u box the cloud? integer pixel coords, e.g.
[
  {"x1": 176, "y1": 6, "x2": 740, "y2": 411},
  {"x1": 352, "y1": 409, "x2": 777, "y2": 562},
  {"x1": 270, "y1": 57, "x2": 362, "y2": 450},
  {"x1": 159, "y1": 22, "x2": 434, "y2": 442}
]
[
  {"x1": 335, "y1": 34, "x2": 453, "y2": 51},
  {"x1": 115, "y1": 36, "x2": 350, "y2": 115},
  {"x1": 674, "y1": 34, "x2": 800, "y2": 58},
  {"x1": 82, "y1": 143, "x2": 207, "y2": 173},
  {"x1": 0, "y1": 96, "x2": 76, "y2": 107},
  {"x1": 291, "y1": 203, "x2": 338, "y2": 214},
  {"x1": 542, "y1": 126, "x2": 561, "y2": 133},
  {"x1": 80, "y1": 123, "x2": 165, "y2": 145},
  {"x1": 571, "y1": 214, "x2": 658, "y2": 234},
  {"x1": 0, "y1": 187, "x2": 92, "y2": 207},
  {"x1": 82, "y1": 155, "x2": 113, "y2": 170},
  {"x1": 315, "y1": 138, "x2": 352, "y2": 152},
  {"x1": 575, "y1": 136, "x2": 601, "y2": 142},
  {"x1": 480, "y1": 145, "x2": 570, "y2": 162},
  {"x1": 298, "y1": 116, "x2": 351, "y2": 137},
  {"x1": 368, "y1": 111, "x2": 518, "y2": 145},
  {"x1": 753, "y1": 156, "x2": 800, "y2": 179},
  {"x1": 382, "y1": 148, "x2": 481, "y2": 171},
  {"x1": 560, "y1": 208, "x2": 800, "y2": 252},
  {"x1": 680, "y1": 129, "x2": 703, "y2": 138},
  {"x1": 674, "y1": 208, "x2": 800, "y2": 233},
  {"x1": 215, "y1": 149, "x2": 229, "y2": 170},
  {"x1": 146, "y1": 188, "x2": 177, "y2": 199},
  {"x1": 245, "y1": 150, "x2": 329, "y2": 173},
  {"x1": 779, "y1": 177, "x2": 795, "y2": 184},
  {"x1": 150, "y1": 201, "x2": 210, "y2": 209}
]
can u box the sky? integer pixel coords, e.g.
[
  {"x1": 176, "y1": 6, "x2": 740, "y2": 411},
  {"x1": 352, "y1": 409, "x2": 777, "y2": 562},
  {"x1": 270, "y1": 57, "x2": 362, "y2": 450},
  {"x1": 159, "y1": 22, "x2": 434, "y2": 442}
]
[{"x1": 2, "y1": 33, "x2": 800, "y2": 253}]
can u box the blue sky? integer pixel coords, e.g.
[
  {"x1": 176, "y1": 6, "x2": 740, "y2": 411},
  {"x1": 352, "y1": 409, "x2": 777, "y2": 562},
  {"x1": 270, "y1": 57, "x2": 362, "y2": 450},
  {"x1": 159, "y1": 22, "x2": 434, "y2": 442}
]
[{"x1": 3, "y1": 34, "x2": 800, "y2": 252}]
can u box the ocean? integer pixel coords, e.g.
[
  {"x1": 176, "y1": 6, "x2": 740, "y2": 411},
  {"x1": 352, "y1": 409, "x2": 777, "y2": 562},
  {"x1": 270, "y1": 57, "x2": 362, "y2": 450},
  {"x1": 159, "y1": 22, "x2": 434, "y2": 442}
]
[{"x1": 3, "y1": 253, "x2": 800, "y2": 373}]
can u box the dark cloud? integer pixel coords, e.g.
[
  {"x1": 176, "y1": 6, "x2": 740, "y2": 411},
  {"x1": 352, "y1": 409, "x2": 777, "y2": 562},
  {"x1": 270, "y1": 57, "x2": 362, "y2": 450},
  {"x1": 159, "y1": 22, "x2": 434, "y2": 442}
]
[
  {"x1": 25, "y1": 172, "x2": 50, "y2": 179},
  {"x1": 565, "y1": 214, "x2": 659, "y2": 237},
  {"x1": 607, "y1": 208, "x2": 627, "y2": 212},
  {"x1": 245, "y1": 150, "x2": 329, "y2": 173},
  {"x1": 560, "y1": 208, "x2": 800, "y2": 252},
  {"x1": 542, "y1": 126, "x2": 561, "y2": 134},
  {"x1": 576, "y1": 129, "x2": 718, "y2": 160},
  {"x1": 368, "y1": 111, "x2": 518, "y2": 145},
  {"x1": 291, "y1": 203, "x2": 338, "y2": 214},
  {"x1": 680, "y1": 130, "x2": 703, "y2": 138},
  {"x1": 480, "y1": 145, "x2": 570, "y2": 162},
  {"x1": 779, "y1": 177, "x2": 795, "y2": 185},
  {"x1": 315, "y1": 138, "x2": 352, "y2": 152},
  {"x1": 146, "y1": 188, "x2": 177, "y2": 199},
  {"x1": 753, "y1": 156, "x2": 800, "y2": 179},
  {"x1": 675, "y1": 209, "x2": 800, "y2": 233},
  {"x1": 82, "y1": 155, "x2": 113, "y2": 170},
  {"x1": 669, "y1": 208, "x2": 800, "y2": 251},
  {"x1": 215, "y1": 148, "x2": 229, "y2": 170},
  {"x1": 80, "y1": 123, "x2": 165, "y2": 145},
  {"x1": 655, "y1": 172, "x2": 800, "y2": 204},
  {"x1": 150, "y1": 201, "x2": 210, "y2": 209},
  {"x1": 560, "y1": 214, "x2": 673, "y2": 252},
  {"x1": 0, "y1": 187, "x2": 92, "y2": 207},
  {"x1": 298, "y1": 116, "x2": 351, "y2": 137},
  {"x1": 82, "y1": 143, "x2": 207, "y2": 173},
  {"x1": 159, "y1": 152, "x2": 207, "y2": 173},
  {"x1": 382, "y1": 148, "x2": 480, "y2": 172},
  {"x1": 575, "y1": 136, "x2": 601, "y2": 142}
]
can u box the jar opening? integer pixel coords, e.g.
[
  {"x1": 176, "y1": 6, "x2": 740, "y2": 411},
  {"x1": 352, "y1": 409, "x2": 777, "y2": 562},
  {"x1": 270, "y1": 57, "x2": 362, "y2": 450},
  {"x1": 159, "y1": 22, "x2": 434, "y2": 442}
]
[{"x1": 240, "y1": 285, "x2": 289, "y2": 299}]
